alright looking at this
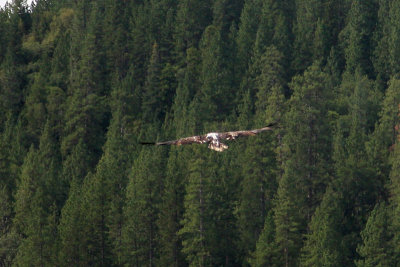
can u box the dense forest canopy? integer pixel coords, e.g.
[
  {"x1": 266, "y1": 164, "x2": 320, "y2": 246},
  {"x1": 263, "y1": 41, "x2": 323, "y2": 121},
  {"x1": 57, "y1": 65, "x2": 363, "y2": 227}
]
[{"x1": 1, "y1": 0, "x2": 400, "y2": 266}]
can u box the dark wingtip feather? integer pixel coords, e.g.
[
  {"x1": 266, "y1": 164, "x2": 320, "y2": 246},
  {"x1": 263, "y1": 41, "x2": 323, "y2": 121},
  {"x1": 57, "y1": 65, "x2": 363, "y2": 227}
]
[
  {"x1": 265, "y1": 122, "x2": 278, "y2": 127},
  {"x1": 140, "y1": 142, "x2": 156, "y2": 145}
]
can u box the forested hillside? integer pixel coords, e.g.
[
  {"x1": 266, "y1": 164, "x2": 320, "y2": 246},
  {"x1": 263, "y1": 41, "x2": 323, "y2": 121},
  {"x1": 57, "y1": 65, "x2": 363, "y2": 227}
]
[{"x1": 1, "y1": 0, "x2": 400, "y2": 266}]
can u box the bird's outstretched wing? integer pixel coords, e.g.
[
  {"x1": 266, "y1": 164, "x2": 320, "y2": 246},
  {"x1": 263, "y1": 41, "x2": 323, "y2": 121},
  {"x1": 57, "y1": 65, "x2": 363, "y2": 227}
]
[
  {"x1": 219, "y1": 124, "x2": 275, "y2": 141},
  {"x1": 141, "y1": 135, "x2": 207, "y2": 146}
]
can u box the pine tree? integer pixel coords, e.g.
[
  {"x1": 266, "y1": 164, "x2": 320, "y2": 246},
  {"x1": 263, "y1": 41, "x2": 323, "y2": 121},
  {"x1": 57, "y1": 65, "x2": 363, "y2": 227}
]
[
  {"x1": 173, "y1": 0, "x2": 213, "y2": 64},
  {"x1": 48, "y1": 8, "x2": 74, "y2": 90},
  {"x1": 389, "y1": 0, "x2": 400, "y2": 76},
  {"x1": 61, "y1": 1, "x2": 108, "y2": 167},
  {"x1": 58, "y1": 142, "x2": 92, "y2": 266},
  {"x1": 249, "y1": 211, "x2": 280, "y2": 267},
  {"x1": 293, "y1": 0, "x2": 347, "y2": 72},
  {"x1": 235, "y1": 0, "x2": 262, "y2": 78},
  {"x1": 389, "y1": 103, "x2": 400, "y2": 264},
  {"x1": 356, "y1": 202, "x2": 394, "y2": 267},
  {"x1": 141, "y1": 42, "x2": 163, "y2": 124},
  {"x1": 253, "y1": 0, "x2": 293, "y2": 74},
  {"x1": 0, "y1": 185, "x2": 19, "y2": 266},
  {"x1": 372, "y1": 0, "x2": 391, "y2": 82},
  {"x1": 194, "y1": 25, "x2": 233, "y2": 122},
  {"x1": 300, "y1": 187, "x2": 345, "y2": 267},
  {"x1": 157, "y1": 147, "x2": 188, "y2": 267},
  {"x1": 330, "y1": 71, "x2": 381, "y2": 264},
  {"x1": 58, "y1": 177, "x2": 85, "y2": 266},
  {"x1": 103, "y1": 74, "x2": 138, "y2": 265},
  {"x1": 273, "y1": 63, "x2": 332, "y2": 266},
  {"x1": 341, "y1": 0, "x2": 377, "y2": 75},
  {"x1": 13, "y1": 127, "x2": 61, "y2": 267},
  {"x1": 122, "y1": 148, "x2": 164, "y2": 267},
  {"x1": 367, "y1": 77, "x2": 400, "y2": 199},
  {"x1": 235, "y1": 47, "x2": 284, "y2": 264},
  {"x1": 179, "y1": 146, "x2": 211, "y2": 267},
  {"x1": 0, "y1": 49, "x2": 23, "y2": 123}
]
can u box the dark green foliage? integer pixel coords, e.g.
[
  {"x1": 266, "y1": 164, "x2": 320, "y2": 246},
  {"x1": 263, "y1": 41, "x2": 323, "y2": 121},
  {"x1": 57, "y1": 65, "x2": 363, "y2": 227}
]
[
  {"x1": 300, "y1": 187, "x2": 345, "y2": 266},
  {"x1": 13, "y1": 123, "x2": 62, "y2": 267},
  {"x1": 341, "y1": 0, "x2": 377, "y2": 75},
  {"x1": 122, "y1": 148, "x2": 165, "y2": 267},
  {"x1": 356, "y1": 202, "x2": 394, "y2": 267},
  {"x1": 249, "y1": 211, "x2": 280, "y2": 267},
  {"x1": 1, "y1": 1, "x2": 400, "y2": 265}
]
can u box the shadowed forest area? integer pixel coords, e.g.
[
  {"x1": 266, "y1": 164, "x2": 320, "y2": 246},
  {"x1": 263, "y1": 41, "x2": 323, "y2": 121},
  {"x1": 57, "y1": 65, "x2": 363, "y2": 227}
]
[{"x1": 1, "y1": 0, "x2": 400, "y2": 266}]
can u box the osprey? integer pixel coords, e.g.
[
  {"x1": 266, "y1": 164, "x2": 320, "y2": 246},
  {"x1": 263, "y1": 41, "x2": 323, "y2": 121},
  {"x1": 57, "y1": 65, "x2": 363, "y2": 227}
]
[{"x1": 141, "y1": 124, "x2": 275, "y2": 152}]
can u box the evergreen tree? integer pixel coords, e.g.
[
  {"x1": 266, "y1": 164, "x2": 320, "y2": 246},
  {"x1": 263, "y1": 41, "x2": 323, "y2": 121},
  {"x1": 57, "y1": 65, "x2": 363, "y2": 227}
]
[
  {"x1": 58, "y1": 177, "x2": 85, "y2": 266},
  {"x1": 173, "y1": 0, "x2": 213, "y2": 64},
  {"x1": 389, "y1": 0, "x2": 400, "y2": 76},
  {"x1": 157, "y1": 148, "x2": 187, "y2": 267},
  {"x1": 253, "y1": 0, "x2": 293, "y2": 75},
  {"x1": 300, "y1": 187, "x2": 345, "y2": 267},
  {"x1": 103, "y1": 73, "x2": 139, "y2": 265},
  {"x1": 58, "y1": 141, "x2": 92, "y2": 266},
  {"x1": 330, "y1": 71, "x2": 381, "y2": 264},
  {"x1": 274, "y1": 63, "x2": 332, "y2": 266},
  {"x1": 0, "y1": 49, "x2": 23, "y2": 123},
  {"x1": 179, "y1": 146, "x2": 211, "y2": 267},
  {"x1": 367, "y1": 77, "x2": 400, "y2": 199},
  {"x1": 61, "y1": 1, "x2": 108, "y2": 167},
  {"x1": 389, "y1": 104, "x2": 400, "y2": 264},
  {"x1": 141, "y1": 42, "x2": 164, "y2": 124},
  {"x1": 122, "y1": 148, "x2": 164, "y2": 267},
  {"x1": 13, "y1": 131, "x2": 60, "y2": 267},
  {"x1": 0, "y1": 185, "x2": 19, "y2": 266},
  {"x1": 235, "y1": 46, "x2": 284, "y2": 265},
  {"x1": 341, "y1": 0, "x2": 377, "y2": 75},
  {"x1": 372, "y1": 0, "x2": 391, "y2": 82},
  {"x1": 356, "y1": 202, "x2": 394, "y2": 267},
  {"x1": 249, "y1": 211, "x2": 280, "y2": 267},
  {"x1": 235, "y1": 0, "x2": 262, "y2": 77},
  {"x1": 194, "y1": 25, "x2": 233, "y2": 122},
  {"x1": 293, "y1": 0, "x2": 347, "y2": 72}
]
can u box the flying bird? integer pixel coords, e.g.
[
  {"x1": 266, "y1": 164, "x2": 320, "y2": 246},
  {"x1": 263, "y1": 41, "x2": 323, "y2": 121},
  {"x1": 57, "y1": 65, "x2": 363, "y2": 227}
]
[{"x1": 141, "y1": 124, "x2": 275, "y2": 152}]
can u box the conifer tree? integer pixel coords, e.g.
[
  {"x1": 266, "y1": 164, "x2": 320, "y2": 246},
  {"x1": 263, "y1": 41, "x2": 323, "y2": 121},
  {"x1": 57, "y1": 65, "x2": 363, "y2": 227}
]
[
  {"x1": 103, "y1": 73, "x2": 139, "y2": 264},
  {"x1": 372, "y1": 0, "x2": 391, "y2": 82},
  {"x1": 367, "y1": 77, "x2": 400, "y2": 198},
  {"x1": 249, "y1": 211, "x2": 280, "y2": 267},
  {"x1": 300, "y1": 187, "x2": 344, "y2": 267},
  {"x1": 58, "y1": 177, "x2": 85, "y2": 266},
  {"x1": 235, "y1": 46, "x2": 284, "y2": 265},
  {"x1": 174, "y1": 0, "x2": 213, "y2": 64},
  {"x1": 122, "y1": 148, "x2": 165, "y2": 267},
  {"x1": 142, "y1": 42, "x2": 163, "y2": 124},
  {"x1": 341, "y1": 0, "x2": 377, "y2": 75},
  {"x1": 157, "y1": 148, "x2": 188, "y2": 267},
  {"x1": 13, "y1": 124, "x2": 61, "y2": 267},
  {"x1": 0, "y1": 185, "x2": 19, "y2": 266},
  {"x1": 330, "y1": 71, "x2": 381, "y2": 264},
  {"x1": 389, "y1": 104, "x2": 400, "y2": 264},
  {"x1": 0, "y1": 49, "x2": 23, "y2": 124},
  {"x1": 253, "y1": 0, "x2": 293, "y2": 74},
  {"x1": 356, "y1": 202, "x2": 394, "y2": 267},
  {"x1": 179, "y1": 146, "x2": 211, "y2": 267},
  {"x1": 61, "y1": 1, "x2": 108, "y2": 167},
  {"x1": 58, "y1": 141, "x2": 92, "y2": 266},
  {"x1": 195, "y1": 25, "x2": 233, "y2": 122},
  {"x1": 48, "y1": 8, "x2": 74, "y2": 90},
  {"x1": 293, "y1": 0, "x2": 347, "y2": 72},
  {"x1": 273, "y1": 63, "x2": 332, "y2": 266},
  {"x1": 389, "y1": 0, "x2": 400, "y2": 76},
  {"x1": 235, "y1": 0, "x2": 262, "y2": 77}
]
